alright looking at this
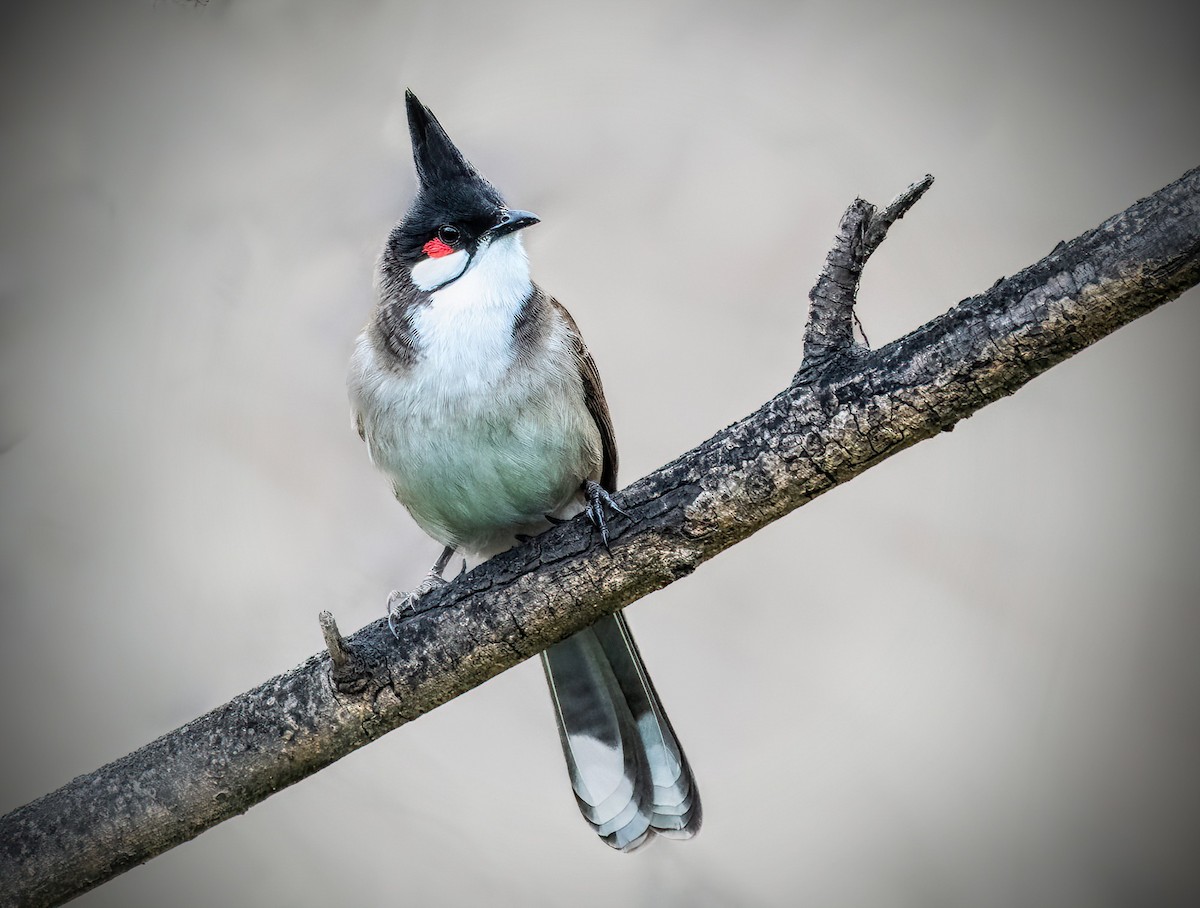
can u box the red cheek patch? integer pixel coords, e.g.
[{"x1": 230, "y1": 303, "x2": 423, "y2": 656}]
[{"x1": 422, "y1": 238, "x2": 455, "y2": 258}]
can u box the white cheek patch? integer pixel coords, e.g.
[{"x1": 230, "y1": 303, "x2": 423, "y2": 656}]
[{"x1": 411, "y1": 249, "x2": 468, "y2": 291}]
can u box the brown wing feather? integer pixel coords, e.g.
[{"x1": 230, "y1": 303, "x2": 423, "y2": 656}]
[{"x1": 549, "y1": 297, "x2": 618, "y2": 492}]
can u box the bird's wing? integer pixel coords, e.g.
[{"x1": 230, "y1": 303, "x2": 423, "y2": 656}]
[{"x1": 549, "y1": 297, "x2": 618, "y2": 491}]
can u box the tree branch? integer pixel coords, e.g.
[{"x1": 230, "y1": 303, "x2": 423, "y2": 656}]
[
  {"x1": 801, "y1": 174, "x2": 934, "y2": 364},
  {"x1": 3, "y1": 167, "x2": 1198, "y2": 907}
]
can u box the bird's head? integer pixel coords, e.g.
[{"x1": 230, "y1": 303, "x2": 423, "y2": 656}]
[{"x1": 386, "y1": 91, "x2": 540, "y2": 292}]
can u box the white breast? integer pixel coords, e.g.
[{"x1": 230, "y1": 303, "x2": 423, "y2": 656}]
[{"x1": 409, "y1": 233, "x2": 532, "y2": 396}]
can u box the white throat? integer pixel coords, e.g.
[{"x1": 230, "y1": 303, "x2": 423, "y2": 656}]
[{"x1": 408, "y1": 233, "x2": 534, "y2": 395}]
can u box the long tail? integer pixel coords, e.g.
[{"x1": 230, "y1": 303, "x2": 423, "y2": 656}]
[{"x1": 541, "y1": 611, "x2": 701, "y2": 851}]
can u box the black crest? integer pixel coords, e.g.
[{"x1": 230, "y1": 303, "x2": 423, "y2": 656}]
[
  {"x1": 402, "y1": 90, "x2": 504, "y2": 226},
  {"x1": 406, "y1": 90, "x2": 494, "y2": 195},
  {"x1": 383, "y1": 92, "x2": 508, "y2": 269}
]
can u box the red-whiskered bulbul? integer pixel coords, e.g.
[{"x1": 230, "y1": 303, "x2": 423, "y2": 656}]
[{"x1": 347, "y1": 91, "x2": 701, "y2": 851}]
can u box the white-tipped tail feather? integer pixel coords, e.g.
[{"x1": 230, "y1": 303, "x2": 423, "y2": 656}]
[{"x1": 542, "y1": 611, "x2": 701, "y2": 851}]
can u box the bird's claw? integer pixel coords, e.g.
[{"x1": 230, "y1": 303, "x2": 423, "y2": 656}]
[
  {"x1": 386, "y1": 573, "x2": 448, "y2": 637},
  {"x1": 584, "y1": 480, "x2": 633, "y2": 552}
]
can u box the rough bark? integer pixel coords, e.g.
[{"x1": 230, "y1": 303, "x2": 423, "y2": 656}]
[{"x1": 2, "y1": 166, "x2": 1198, "y2": 907}]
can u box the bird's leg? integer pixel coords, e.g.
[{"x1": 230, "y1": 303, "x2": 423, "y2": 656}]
[
  {"x1": 387, "y1": 544, "x2": 456, "y2": 637},
  {"x1": 583, "y1": 480, "x2": 633, "y2": 551}
]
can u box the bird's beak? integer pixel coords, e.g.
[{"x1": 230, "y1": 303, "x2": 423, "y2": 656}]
[{"x1": 488, "y1": 209, "x2": 540, "y2": 239}]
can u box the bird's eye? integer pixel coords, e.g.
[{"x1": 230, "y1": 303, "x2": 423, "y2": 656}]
[{"x1": 437, "y1": 225, "x2": 460, "y2": 245}]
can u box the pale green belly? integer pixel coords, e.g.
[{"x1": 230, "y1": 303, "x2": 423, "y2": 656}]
[{"x1": 368, "y1": 382, "x2": 601, "y2": 556}]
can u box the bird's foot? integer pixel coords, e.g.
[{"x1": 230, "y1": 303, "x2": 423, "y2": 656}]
[
  {"x1": 386, "y1": 573, "x2": 448, "y2": 637},
  {"x1": 584, "y1": 480, "x2": 634, "y2": 551}
]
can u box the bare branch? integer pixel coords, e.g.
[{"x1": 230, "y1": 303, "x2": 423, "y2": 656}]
[
  {"x1": 2, "y1": 166, "x2": 1197, "y2": 908},
  {"x1": 801, "y1": 174, "x2": 934, "y2": 366},
  {"x1": 862, "y1": 174, "x2": 935, "y2": 257}
]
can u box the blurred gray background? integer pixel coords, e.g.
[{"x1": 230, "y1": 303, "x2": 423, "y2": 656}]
[{"x1": 1, "y1": 1, "x2": 1197, "y2": 906}]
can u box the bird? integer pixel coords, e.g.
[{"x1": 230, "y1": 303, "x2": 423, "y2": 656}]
[{"x1": 347, "y1": 91, "x2": 700, "y2": 852}]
